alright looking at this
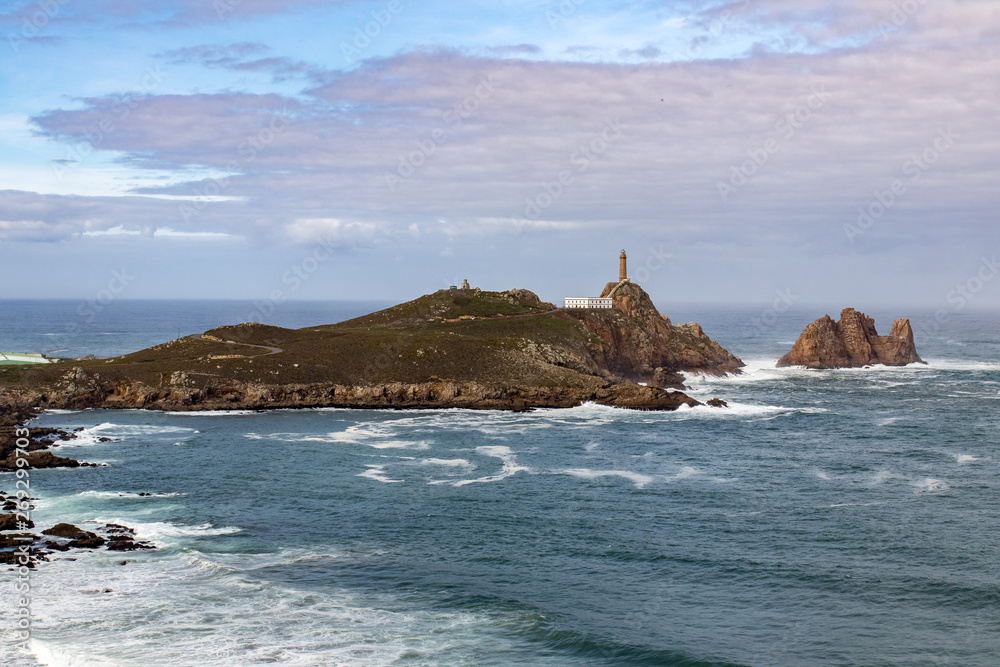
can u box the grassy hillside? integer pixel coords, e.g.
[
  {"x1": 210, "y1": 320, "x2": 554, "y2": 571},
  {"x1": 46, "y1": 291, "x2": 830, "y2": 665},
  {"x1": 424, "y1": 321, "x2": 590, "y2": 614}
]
[{"x1": 0, "y1": 285, "x2": 739, "y2": 397}]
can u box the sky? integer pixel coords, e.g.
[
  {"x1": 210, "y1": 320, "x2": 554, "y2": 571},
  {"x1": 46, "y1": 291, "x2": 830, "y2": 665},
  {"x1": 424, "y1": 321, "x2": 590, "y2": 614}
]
[{"x1": 0, "y1": 0, "x2": 998, "y2": 313}]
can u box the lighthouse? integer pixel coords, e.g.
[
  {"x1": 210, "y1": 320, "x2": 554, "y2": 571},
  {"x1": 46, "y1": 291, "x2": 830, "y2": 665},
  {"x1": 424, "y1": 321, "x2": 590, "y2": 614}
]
[{"x1": 619, "y1": 249, "x2": 627, "y2": 282}]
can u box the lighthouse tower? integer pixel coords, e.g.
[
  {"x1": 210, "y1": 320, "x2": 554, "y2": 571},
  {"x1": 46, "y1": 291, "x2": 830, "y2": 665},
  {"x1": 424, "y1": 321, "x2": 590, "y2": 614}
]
[{"x1": 619, "y1": 249, "x2": 628, "y2": 282}]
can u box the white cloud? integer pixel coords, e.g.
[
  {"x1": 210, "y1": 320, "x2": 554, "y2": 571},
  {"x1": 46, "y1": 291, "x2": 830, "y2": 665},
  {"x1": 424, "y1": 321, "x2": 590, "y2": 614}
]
[{"x1": 283, "y1": 218, "x2": 379, "y2": 244}]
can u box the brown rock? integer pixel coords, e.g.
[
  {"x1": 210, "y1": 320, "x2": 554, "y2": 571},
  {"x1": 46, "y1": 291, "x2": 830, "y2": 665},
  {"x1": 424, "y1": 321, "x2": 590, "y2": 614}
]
[
  {"x1": 777, "y1": 308, "x2": 924, "y2": 369},
  {"x1": 68, "y1": 535, "x2": 105, "y2": 549},
  {"x1": 42, "y1": 523, "x2": 90, "y2": 539},
  {"x1": 0, "y1": 513, "x2": 33, "y2": 531},
  {"x1": 569, "y1": 282, "x2": 744, "y2": 386}
]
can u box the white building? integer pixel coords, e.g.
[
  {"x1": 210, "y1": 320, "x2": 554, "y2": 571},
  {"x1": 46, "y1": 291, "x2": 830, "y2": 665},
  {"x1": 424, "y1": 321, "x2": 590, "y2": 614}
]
[{"x1": 563, "y1": 297, "x2": 613, "y2": 309}]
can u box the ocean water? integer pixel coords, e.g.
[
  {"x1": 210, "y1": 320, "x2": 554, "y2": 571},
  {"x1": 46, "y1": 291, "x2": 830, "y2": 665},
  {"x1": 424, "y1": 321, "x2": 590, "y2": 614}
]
[{"x1": 2, "y1": 301, "x2": 1000, "y2": 666}]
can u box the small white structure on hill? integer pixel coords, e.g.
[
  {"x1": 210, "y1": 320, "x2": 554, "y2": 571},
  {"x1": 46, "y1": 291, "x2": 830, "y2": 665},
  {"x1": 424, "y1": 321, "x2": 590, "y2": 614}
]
[
  {"x1": 563, "y1": 250, "x2": 627, "y2": 310},
  {"x1": 563, "y1": 297, "x2": 612, "y2": 309}
]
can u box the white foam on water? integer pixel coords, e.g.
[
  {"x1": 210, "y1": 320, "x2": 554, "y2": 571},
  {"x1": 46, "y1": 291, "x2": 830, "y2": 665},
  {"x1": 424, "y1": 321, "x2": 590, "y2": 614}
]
[
  {"x1": 681, "y1": 358, "x2": 798, "y2": 386},
  {"x1": 164, "y1": 409, "x2": 260, "y2": 416},
  {"x1": 537, "y1": 402, "x2": 637, "y2": 418},
  {"x1": 89, "y1": 519, "x2": 242, "y2": 542},
  {"x1": 672, "y1": 401, "x2": 815, "y2": 419},
  {"x1": 668, "y1": 466, "x2": 702, "y2": 481},
  {"x1": 877, "y1": 417, "x2": 902, "y2": 426},
  {"x1": 561, "y1": 468, "x2": 654, "y2": 489},
  {"x1": 417, "y1": 458, "x2": 476, "y2": 471},
  {"x1": 347, "y1": 439, "x2": 428, "y2": 450},
  {"x1": 870, "y1": 469, "x2": 901, "y2": 485},
  {"x1": 955, "y1": 454, "x2": 981, "y2": 464},
  {"x1": 453, "y1": 446, "x2": 530, "y2": 486},
  {"x1": 53, "y1": 422, "x2": 194, "y2": 448},
  {"x1": 30, "y1": 639, "x2": 113, "y2": 667},
  {"x1": 920, "y1": 359, "x2": 1000, "y2": 372},
  {"x1": 12, "y1": 545, "x2": 525, "y2": 667},
  {"x1": 75, "y1": 490, "x2": 184, "y2": 499},
  {"x1": 246, "y1": 425, "x2": 429, "y2": 450},
  {"x1": 914, "y1": 478, "x2": 949, "y2": 493},
  {"x1": 357, "y1": 465, "x2": 403, "y2": 483}
]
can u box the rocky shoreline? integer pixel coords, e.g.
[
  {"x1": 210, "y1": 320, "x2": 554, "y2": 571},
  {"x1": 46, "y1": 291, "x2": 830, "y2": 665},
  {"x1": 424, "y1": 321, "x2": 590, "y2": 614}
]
[
  {"x1": 1, "y1": 283, "x2": 741, "y2": 567},
  {"x1": 1, "y1": 407, "x2": 156, "y2": 568}
]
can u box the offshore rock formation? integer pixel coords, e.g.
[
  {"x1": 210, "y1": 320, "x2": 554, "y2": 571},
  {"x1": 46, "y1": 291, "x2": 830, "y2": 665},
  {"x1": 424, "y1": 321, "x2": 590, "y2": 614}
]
[{"x1": 777, "y1": 308, "x2": 924, "y2": 369}]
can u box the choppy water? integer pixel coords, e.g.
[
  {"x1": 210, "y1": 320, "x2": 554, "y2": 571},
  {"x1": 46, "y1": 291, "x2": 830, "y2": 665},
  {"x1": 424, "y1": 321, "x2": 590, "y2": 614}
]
[{"x1": 1, "y1": 301, "x2": 999, "y2": 665}]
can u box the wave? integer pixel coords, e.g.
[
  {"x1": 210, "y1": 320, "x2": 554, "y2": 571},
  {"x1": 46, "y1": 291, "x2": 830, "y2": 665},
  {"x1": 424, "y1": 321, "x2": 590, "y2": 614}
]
[
  {"x1": 246, "y1": 425, "x2": 429, "y2": 450},
  {"x1": 53, "y1": 422, "x2": 195, "y2": 447},
  {"x1": 357, "y1": 465, "x2": 402, "y2": 483},
  {"x1": 164, "y1": 410, "x2": 260, "y2": 416},
  {"x1": 75, "y1": 490, "x2": 184, "y2": 499},
  {"x1": 675, "y1": 401, "x2": 823, "y2": 419},
  {"x1": 20, "y1": 543, "x2": 528, "y2": 667},
  {"x1": 920, "y1": 359, "x2": 1000, "y2": 372},
  {"x1": 955, "y1": 454, "x2": 981, "y2": 464},
  {"x1": 417, "y1": 458, "x2": 476, "y2": 470},
  {"x1": 913, "y1": 478, "x2": 949, "y2": 493},
  {"x1": 89, "y1": 519, "x2": 242, "y2": 541},
  {"x1": 561, "y1": 468, "x2": 654, "y2": 489},
  {"x1": 452, "y1": 446, "x2": 530, "y2": 487}
]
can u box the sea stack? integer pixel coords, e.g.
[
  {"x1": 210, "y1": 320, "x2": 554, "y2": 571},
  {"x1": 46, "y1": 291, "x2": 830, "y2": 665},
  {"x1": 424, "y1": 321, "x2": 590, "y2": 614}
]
[{"x1": 777, "y1": 308, "x2": 924, "y2": 369}]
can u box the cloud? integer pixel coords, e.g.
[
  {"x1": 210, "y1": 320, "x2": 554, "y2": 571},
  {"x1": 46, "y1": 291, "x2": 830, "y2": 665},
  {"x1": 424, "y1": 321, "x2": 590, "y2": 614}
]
[
  {"x1": 15, "y1": 7, "x2": 1000, "y2": 255},
  {"x1": 488, "y1": 44, "x2": 543, "y2": 56},
  {"x1": 0, "y1": 189, "x2": 251, "y2": 243},
  {"x1": 0, "y1": 0, "x2": 359, "y2": 28},
  {"x1": 702, "y1": 0, "x2": 999, "y2": 50},
  {"x1": 283, "y1": 218, "x2": 380, "y2": 245},
  {"x1": 617, "y1": 46, "x2": 662, "y2": 59},
  {"x1": 159, "y1": 43, "x2": 322, "y2": 81}
]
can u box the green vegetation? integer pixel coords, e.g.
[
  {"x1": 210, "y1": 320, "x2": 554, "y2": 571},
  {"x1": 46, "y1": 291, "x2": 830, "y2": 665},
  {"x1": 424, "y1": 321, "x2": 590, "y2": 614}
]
[{"x1": 4, "y1": 288, "x2": 607, "y2": 392}]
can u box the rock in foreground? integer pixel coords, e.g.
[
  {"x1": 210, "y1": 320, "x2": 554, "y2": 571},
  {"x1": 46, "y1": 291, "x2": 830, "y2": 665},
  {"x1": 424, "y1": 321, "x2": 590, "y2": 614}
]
[{"x1": 777, "y1": 308, "x2": 924, "y2": 369}]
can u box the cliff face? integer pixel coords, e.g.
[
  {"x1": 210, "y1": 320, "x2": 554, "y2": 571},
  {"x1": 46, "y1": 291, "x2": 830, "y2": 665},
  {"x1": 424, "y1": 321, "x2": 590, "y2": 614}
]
[
  {"x1": 564, "y1": 281, "x2": 744, "y2": 386},
  {"x1": 777, "y1": 308, "x2": 923, "y2": 369},
  {"x1": 1, "y1": 374, "x2": 702, "y2": 415}
]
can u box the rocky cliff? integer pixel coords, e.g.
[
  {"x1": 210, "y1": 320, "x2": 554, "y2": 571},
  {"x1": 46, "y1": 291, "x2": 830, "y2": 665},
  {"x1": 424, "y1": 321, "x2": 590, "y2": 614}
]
[
  {"x1": 569, "y1": 281, "x2": 744, "y2": 386},
  {"x1": 1, "y1": 375, "x2": 701, "y2": 416},
  {"x1": 777, "y1": 308, "x2": 924, "y2": 369}
]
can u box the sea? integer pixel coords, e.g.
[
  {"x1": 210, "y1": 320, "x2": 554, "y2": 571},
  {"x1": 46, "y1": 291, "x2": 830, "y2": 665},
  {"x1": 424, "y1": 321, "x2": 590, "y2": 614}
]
[{"x1": 1, "y1": 299, "x2": 999, "y2": 666}]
